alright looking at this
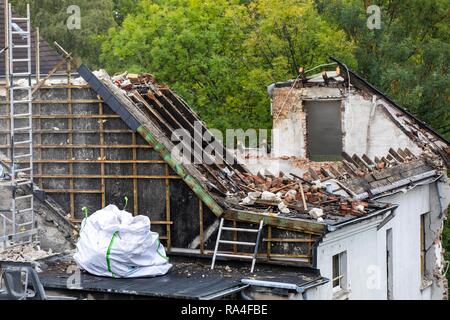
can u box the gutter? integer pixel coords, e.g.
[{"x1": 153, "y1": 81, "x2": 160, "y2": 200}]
[
  {"x1": 352, "y1": 170, "x2": 439, "y2": 200},
  {"x1": 137, "y1": 126, "x2": 223, "y2": 216},
  {"x1": 241, "y1": 277, "x2": 329, "y2": 300},
  {"x1": 328, "y1": 205, "x2": 397, "y2": 231}
]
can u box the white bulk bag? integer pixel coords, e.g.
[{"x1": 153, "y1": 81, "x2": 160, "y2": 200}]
[{"x1": 74, "y1": 205, "x2": 172, "y2": 278}]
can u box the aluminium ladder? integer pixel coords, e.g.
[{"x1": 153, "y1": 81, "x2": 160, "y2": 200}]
[
  {"x1": 1, "y1": 3, "x2": 36, "y2": 247},
  {"x1": 211, "y1": 218, "x2": 264, "y2": 273}
]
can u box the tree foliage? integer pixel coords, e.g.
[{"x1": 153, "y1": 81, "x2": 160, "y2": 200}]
[
  {"x1": 112, "y1": 0, "x2": 140, "y2": 25},
  {"x1": 10, "y1": 0, "x2": 117, "y2": 68},
  {"x1": 315, "y1": 0, "x2": 450, "y2": 139},
  {"x1": 100, "y1": 0, "x2": 354, "y2": 133}
]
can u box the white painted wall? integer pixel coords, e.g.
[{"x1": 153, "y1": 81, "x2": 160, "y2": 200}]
[
  {"x1": 307, "y1": 218, "x2": 383, "y2": 300},
  {"x1": 305, "y1": 183, "x2": 445, "y2": 300},
  {"x1": 377, "y1": 185, "x2": 431, "y2": 300},
  {"x1": 271, "y1": 86, "x2": 421, "y2": 161},
  {"x1": 342, "y1": 93, "x2": 421, "y2": 158}
]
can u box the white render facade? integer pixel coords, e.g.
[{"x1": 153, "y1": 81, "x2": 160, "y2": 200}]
[
  {"x1": 242, "y1": 63, "x2": 450, "y2": 300},
  {"x1": 304, "y1": 180, "x2": 450, "y2": 300}
]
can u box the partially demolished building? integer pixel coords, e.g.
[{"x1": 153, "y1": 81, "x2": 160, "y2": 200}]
[
  {"x1": 0, "y1": 1, "x2": 449, "y2": 300},
  {"x1": 239, "y1": 58, "x2": 450, "y2": 299}
]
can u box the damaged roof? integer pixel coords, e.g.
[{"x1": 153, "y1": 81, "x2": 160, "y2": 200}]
[
  {"x1": 77, "y1": 65, "x2": 398, "y2": 236},
  {"x1": 269, "y1": 58, "x2": 449, "y2": 168}
]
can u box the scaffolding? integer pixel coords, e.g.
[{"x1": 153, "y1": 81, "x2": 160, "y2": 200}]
[{"x1": 1, "y1": 3, "x2": 36, "y2": 248}]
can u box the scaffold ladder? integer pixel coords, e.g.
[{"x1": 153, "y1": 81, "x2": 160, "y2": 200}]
[
  {"x1": 1, "y1": 3, "x2": 36, "y2": 247},
  {"x1": 211, "y1": 218, "x2": 264, "y2": 273}
]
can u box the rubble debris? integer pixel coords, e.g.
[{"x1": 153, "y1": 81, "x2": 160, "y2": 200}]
[
  {"x1": 309, "y1": 208, "x2": 324, "y2": 220},
  {"x1": 278, "y1": 202, "x2": 290, "y2": 214},
  {"x1": 232, "y1": 169, "x2": 375, "y2": 219},
  {"x1": 261, "y1": 191, "x2": 280, "y2": 202},
  {"x1": 0, "y1": 243, "x2": 55, "y2": 263}
]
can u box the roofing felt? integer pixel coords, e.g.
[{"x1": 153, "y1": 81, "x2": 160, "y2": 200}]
[{"x1": 37, "y1": 253, "x2": 323, "y2": 299}]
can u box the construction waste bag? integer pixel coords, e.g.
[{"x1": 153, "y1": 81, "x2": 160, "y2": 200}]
[{"x1": 74, "y1": 205, "x2": 172, "y2": 278}]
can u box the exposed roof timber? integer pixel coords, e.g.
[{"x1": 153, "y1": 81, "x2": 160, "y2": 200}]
[
  {"x1": 159, "y1": 88, "x2": 249, "y2": 174},
  {"x1": 77, "y1": 64, "x2": 224, "y2": 217},
  {"x1": 330, "y1": 57, "x2": 449, "y2": 146},
  {"x1": 299, "y1": 148, "x2": 443, "y2": 200},
  {"x1": 224, "y1": 209, "x2": 327, "y2": 235}
]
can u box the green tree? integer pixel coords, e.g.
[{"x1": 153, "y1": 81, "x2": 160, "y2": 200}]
[
  {"x1": 113, "y1": 0, "x2": 140, "y2": 25},
  {"x1": 100, "y1": 0, "x2": 354, "y2": 135},
  {"x1": 315, "y1": 0, "x2": 450, "y2": 139},
  {"x1": 10, "y1": 0, "x2": 117, "y2": 68}
]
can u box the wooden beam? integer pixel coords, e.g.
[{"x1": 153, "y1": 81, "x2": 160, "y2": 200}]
[
  {"x1": 34, "y1": 174, "x2": 182, "y2": 179},
  {"x1": 224, "y1": 209, "x2": 326, "y2": 235}
]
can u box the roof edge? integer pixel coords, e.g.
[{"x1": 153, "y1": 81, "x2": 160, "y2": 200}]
[{"x1": 330, "y1": 56, "x2": 449, "y2": 146}]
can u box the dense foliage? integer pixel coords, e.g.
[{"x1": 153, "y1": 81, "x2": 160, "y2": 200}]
[
  {"x1": 10, "y1": 0, "x2": 117, "y2": 68},
  {"x1": 316, "y1": 0, "x2": 449, "y2": 139},
  {"x1": 12, "y1": 0, "x2": 448, "y2": 139},
  {"x1": 100, "y1": 0, "x2": 354, "y2": 132}
]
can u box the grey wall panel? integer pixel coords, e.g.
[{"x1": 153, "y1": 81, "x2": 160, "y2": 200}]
[{"x1": 305, "y1": 100, "x2": 343, "y2": 161}]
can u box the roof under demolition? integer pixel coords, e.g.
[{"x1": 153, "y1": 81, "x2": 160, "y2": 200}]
[
  {"x1": 268, "y1": 57, "x2": 450, "y2": 169},
  {"x1": 76, "y1": 65, "x2": 408, "y2": 237}
]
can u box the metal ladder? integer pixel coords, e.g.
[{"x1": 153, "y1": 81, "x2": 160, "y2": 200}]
[
  {"x1": 211, "y1": 218, "x2": 264, "y2": 273},
  {"x1": 1, "y1": 3, "x2": 36, "y2": 247}
]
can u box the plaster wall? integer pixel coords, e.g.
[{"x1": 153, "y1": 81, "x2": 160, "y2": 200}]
[
  {"x1": 271, "y1": 86, "x2": 421, "y2": 161},
  {"x1": 305, "y1": 182, "x2": 447, "y2": 300}
]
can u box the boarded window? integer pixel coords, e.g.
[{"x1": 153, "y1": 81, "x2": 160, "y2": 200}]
[{"x1": 305, "y1": 101, "x2": 343, "y2": 161}]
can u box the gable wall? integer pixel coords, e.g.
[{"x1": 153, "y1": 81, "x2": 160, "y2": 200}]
[
  {"x1": 0, "y1": 75, "x2": 218, "y2": 252},
  {"x1": 271, "y1": 86, "x2": 421, "y2": 160}
]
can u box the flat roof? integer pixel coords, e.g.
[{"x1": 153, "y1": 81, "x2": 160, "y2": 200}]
[{"x1": 37, "y1": 253, "x2": 324, "y2": 299}]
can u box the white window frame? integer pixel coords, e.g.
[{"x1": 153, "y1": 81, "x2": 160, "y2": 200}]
[{"x1": 332, "y1": 251, "x2": 347, "y2": 294}]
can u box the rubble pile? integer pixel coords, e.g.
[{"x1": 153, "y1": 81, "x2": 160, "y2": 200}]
[
  {"x1": 236, "y1": 171, "x2": 369, "y2": 221},
  {"x1": 112, "y1": 72, "x2": 160, "y2": 92},
  {"x1": 0, "y1": 243, "x2": 54, "y2": 263}
]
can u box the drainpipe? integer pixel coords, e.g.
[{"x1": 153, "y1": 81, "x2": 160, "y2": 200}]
[{"x1": 437, "y1": 179, "x2": 448, "y2": 219}]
